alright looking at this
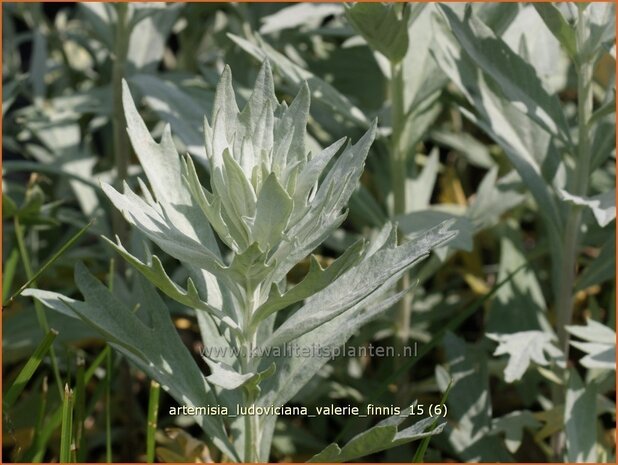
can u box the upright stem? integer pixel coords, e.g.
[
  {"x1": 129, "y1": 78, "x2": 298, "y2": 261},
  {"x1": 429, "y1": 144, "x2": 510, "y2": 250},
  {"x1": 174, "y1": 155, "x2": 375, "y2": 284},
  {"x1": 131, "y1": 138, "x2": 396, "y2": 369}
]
[
  {"x1": 552, "y1": 8, "x2": 593, "y2": 459},
  {"x1": 112, "y1": 3, "x2": 130, "y2": 261},
  {"x1": 555, "y1": 6, "x2": 593, "y2": 357},
  {"x1": 241, "y1": 283, "x2": 259, "y2": 463},
  {"x1": 390, "y1": 61, "x2": 412, "y2": 350}
]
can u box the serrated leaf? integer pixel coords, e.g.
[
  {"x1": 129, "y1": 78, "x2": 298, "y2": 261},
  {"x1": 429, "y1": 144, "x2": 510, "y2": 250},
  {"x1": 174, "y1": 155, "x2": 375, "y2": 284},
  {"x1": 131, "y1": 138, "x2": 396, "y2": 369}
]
[
  {"x1": 566, "y1": 318, "x2": 615, "y2": 344},
  {"x1": 212, "y1": 65, "x2": 240, "y2": 144},
  {"x1": 240, "y1": 60, "x2": 277, "y2": 150}
]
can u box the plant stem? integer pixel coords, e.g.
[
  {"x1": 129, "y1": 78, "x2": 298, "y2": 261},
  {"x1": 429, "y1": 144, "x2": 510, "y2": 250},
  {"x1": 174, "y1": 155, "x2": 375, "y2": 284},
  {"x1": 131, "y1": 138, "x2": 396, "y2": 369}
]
[
  {"x1": 105, "y1": 348, "x2": 113, "y2": 463},
  {"x1": 111, "y1": 3, "x2": 130, "y2": 266},
  {"x1": 390, "y1": 60, "x2": 413, "y2": 364},
  {"x1": 74, "y1": 356, "x2": 86, "y2": 462},
  {"x1": 555, "y1": 6, "x2": 593, "y2": 358},
  {"x1": 59, "y1": 384, "x2": 74, "y2": 463},
  {"x1": 146, "y1": 380, "x2": 161, "y2": 463},
  {"x1": 552, "y1": 8, "x2": 593, "y2": 459},
  {"x1": 241, "y1": 284, "x2": 259, "y2": 463}
]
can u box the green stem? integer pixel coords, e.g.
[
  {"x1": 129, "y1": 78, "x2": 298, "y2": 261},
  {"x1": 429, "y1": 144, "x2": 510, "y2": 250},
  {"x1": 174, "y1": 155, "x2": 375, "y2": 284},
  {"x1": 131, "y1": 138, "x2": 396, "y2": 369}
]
[
  {"x1": 556, "y1": 6, "x2": 593, "y2": 358},
  {"x1": 74, "y1": 356, "x2": 86, "y2": 462},
  {"x1": 59, "y1": 385, "x2": 73, "y2": 463},
  {"x1": 552, "y1": 8, "x2": 593, "y2": 459},
  {"x1": 105, "y1": 260, "x2": 114, "y2": 462},
  {"x1": 390, "y1": 61, "x2": 413, "y2": 364},
  {"x1": 105, "y1": 348, "x2": 113, "y2": 463},
  {"x1": 146, "y1": 380, "x2": 161, "y2": 463},
  {"x1": 111, "y1": 3, "x2": 130, "y2": 265},
  {"x1": 241, "y1": 284, "x2": 259, "y2": 463}
]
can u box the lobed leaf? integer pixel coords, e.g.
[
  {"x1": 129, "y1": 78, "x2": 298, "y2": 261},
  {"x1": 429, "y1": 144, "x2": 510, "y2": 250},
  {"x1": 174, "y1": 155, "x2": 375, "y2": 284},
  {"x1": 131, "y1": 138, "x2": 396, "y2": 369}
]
[
  {"x1": 251, "y1": 239, "x2": 366, "y2": 326},
  {"x1": 487, "y1": 331, "x2": 565, "y2": 383},
  {"x1": 265, "y1": 221, "x2": 456, "y2": 348},
  {"x1": 308, "y1": 415, "x2": 443, "y2": 462}
]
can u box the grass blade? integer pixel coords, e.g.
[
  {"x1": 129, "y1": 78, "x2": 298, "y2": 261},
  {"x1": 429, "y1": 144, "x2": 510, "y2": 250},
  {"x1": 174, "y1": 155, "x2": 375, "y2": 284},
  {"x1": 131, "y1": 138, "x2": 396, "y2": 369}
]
[
  {"x1": 23, "y1": 347, "x2": 111, "y2": 462},
  {"x1": 412, "y1": 378, "x2": 453, "y2": 462},
  {"x1": 5, "y1": 219, "x2": 94, "y2": 306},
  {"x1": 12, "y1": 216, "x2": 64, "y2": 397},
  {"x1": 146, "y1": 380, "x2": 161, "y2": 463},
  {"x1": 84, "y1": 345, "x2": 111, "y2": 383},
  {"x1": 60, "y1": 384, "x2": 74, "y2": 463},
  {"x1": 3, "y1": 329, "x2": 58, "y2": 409},
  {"x1": 31, "y1": 376, "x2": 49, "y2": 460},
  {"x1": 74, "y1": 356, "x2": 86, "y2": 461},
  {"x1": 105, "y1": 347, "x2": 113, "y2": 462}
]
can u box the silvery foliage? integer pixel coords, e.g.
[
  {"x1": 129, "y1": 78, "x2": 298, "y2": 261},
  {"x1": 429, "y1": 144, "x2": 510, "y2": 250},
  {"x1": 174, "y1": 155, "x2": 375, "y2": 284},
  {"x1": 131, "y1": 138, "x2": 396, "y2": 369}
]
[{"x1": 29, "y1": 62, "x2": 456, "y2": 461}]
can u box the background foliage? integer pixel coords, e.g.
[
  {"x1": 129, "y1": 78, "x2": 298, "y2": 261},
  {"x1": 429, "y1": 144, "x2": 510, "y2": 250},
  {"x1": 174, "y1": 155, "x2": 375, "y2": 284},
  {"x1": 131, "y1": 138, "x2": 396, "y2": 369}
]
[{"x1": 2, "y1": 2, "x2": 616, "y2": 463}]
